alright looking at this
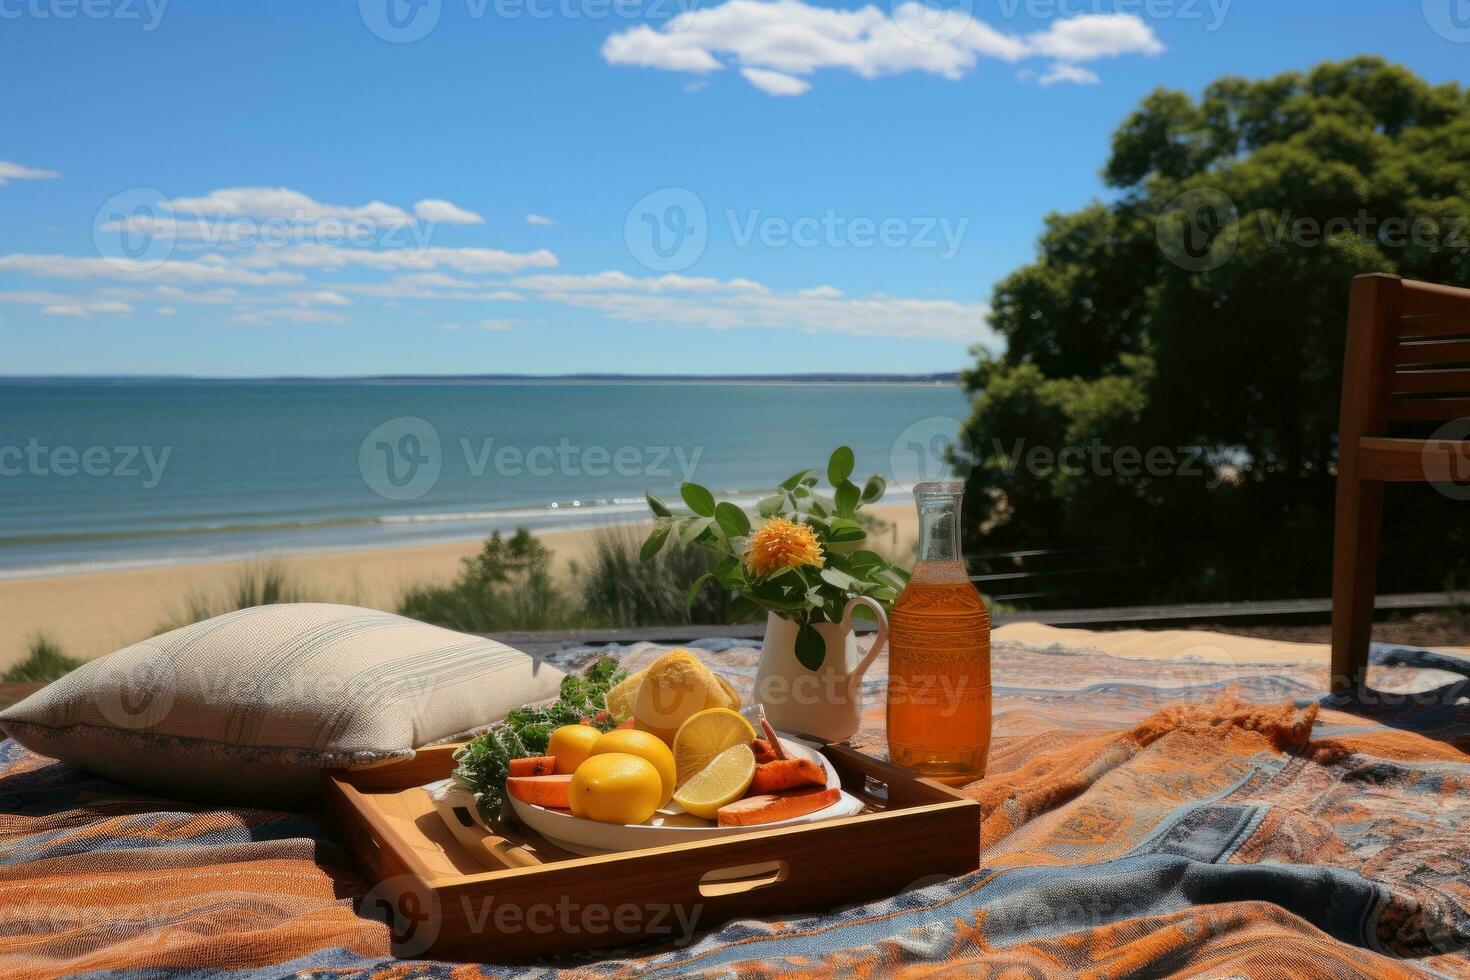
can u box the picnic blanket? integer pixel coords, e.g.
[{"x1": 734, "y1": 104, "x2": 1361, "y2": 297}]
[{"x1": 2, "y1": 626, "x2": 1469, "y2": 978}]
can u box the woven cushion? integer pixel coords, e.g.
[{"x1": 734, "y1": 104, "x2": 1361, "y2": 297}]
[{"x1": 0, "y1": 603, "x2": 564, "y2": 807}]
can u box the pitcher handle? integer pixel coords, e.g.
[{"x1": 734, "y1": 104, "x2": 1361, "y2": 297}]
[{"x1": 844, "y1": 596, "x2": 889, "y2": 683}]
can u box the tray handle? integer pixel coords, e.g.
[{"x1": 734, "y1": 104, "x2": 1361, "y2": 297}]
[{"x1": 698, "y1": 859, "x2": 791, "y2": 898}]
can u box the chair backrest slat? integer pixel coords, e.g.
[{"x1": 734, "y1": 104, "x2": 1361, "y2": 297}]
[
  {"x1": 1387, "y1": 396, "x2": 1470, "y2": 423},
  {"x1": 1395, "y1": 313, "x2": 1470, "y2": 339},
  {"x1": 1393, "y1": 338, "x2": 1470, "y2": 367},
  {"x1": 1401, "y1": 279, "x2": 1470, "y2": 317},
  {"x1": 1389, "y1": 368, "x2": 1470, "y2": 396}
]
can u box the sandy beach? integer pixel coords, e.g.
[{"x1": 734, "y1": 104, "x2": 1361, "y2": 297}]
[{"x1": 0, "y1": 504, "x2": 919, "y2": 670}]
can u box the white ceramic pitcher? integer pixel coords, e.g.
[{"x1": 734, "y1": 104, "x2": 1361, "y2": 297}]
[{"x1": 753, "y1": 596, "x2": 890, "y2": 743}]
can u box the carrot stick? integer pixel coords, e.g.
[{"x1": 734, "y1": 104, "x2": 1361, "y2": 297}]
[
  {"x1": 750, "y1": 758, "x2": 826, "y2": 794},
  {"x1": 508, "y1": 756, "x2": 557, "y2": 777},
  {"x1": 506, "y1": 773, "x2": 573, "y2": 808},
  {"x1": 750, "y1": 739, "x2": 779, "y2": 765},
  {"x1": 717, "y1": 787, "x2": 839, "y2": 827}
]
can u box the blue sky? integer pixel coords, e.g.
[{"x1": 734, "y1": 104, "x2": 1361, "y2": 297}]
[{"x1": 0, "y1": 0, "x2": 1464, "y2": 377}]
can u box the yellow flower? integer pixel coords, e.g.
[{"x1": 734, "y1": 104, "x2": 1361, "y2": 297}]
[{"x1": 745, "y1": 517, "x2": 824, "y2": 577}]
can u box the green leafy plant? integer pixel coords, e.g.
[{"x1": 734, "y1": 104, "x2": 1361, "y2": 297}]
[
  {"x1": 2, "y1": 635, "x2": 83, "y2": 685},
  {"x1": 641, "y1": 445, "x2": 909, "y2": 669},
  {"x1": 398, "y1": 529, "x2": 566, "y2": 633},
  {"x1": 450, "y1": 655, "x2": 627, "y2": 818}
]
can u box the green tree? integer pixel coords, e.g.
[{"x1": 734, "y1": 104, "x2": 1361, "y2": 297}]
[{"x1": 958, "y1": 58, "x2": 1470, "y2": 605}]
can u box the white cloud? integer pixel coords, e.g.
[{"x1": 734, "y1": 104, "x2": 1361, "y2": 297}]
[
  {"x1": 1027, "y1": 13, "x2": 1164, "y2": 62},
  {"x1": 440, "y1": 322, "x2": 463, "y2": 331},
  {"x1": 153, "y1": 285, "x2": 241, "y2": 304},
  {"x1": 232, "y1": 307, "x2": 347, "y2": 325},
  {"x1": 1034, "y1": 62, "x2": 1100, "y2": 86},
  {"x1": 0, "y1": 161, "x2": 60, "y2": 187},
  {"x1": 798, "y1": 285, "x2": 843, "y2": 299},
  {"x1": 169, "y1": 187, "x2": 413, "y2": 225},
  {"x1": 741, "y1": 68, "x2": 810, "y2": 96},
  {"x1": 525, "y1": 214, "x2": 555, "y2": 226},
  {"x1": 251, "y1": 244, "x2": 558, "y2": 276},
  {"x1": 602, "y1": 3, "x2": 1159, "y2": 93},
  {"x1": 512, "y1": 271, "x2": 767, "y2": 294},
  {"x1": 414, "y1": 199, "x2": 485, "y2": 224},
  {"x1": 287, "y1": 290, "x2": 352, "y2": 307},
  {"x1": 479, "y1": 318, "x2": 518, "y2": 331},
  {"x1": 541, "y1": 286, "x2": 992, "y2": 343},
  {"x1": 0, "y1": 254, "x2": 304, "y2": 286},
  {"x1": 155, "y1": 306, "x2": 178, "y2": 315},
  {"x1": 41, "y1": 300, "x2": 134, "y2": 317}
]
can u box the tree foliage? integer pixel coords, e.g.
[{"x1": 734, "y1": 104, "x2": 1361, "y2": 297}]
[{"x1": 958, "y1": 58, "x2": 1470, "y2": 604}]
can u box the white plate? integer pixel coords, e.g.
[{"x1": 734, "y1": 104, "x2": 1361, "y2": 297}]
[{"x1": 502, "y1": 736, "x2": 861, "y2": 855}]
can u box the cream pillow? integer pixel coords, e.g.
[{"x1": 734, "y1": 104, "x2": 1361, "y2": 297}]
[{"x1": 0, "y1": 603, "x2": 564, "y2": 807}]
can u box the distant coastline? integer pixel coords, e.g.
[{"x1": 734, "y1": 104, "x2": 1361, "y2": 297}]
[{"x1": 0, "y1": 372, "x2": 962, "y2": 386}]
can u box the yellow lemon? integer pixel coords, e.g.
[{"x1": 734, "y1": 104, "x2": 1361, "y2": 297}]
[
  {"x1": 713, "y1": 672, "x2": 741, "y2": 711},
  {"x1": 672, "y1": 743, "x2": 756, "y2": 820},
  {"x1": 633, "y1": 649, "x2": 728, "y2": 743},
  {"x1": 569, "y1": 752, "x2": 663, "y2": 824},
  {"x1": 589, "y1": 728, "x2": 676, "y2": 806},
  {"x1": 672, "y1": 707, "x2": 757, "y2": 787},
  {"x1": 547, "y1": 724, "x2": 602, "y2": 775},
  {"x1": 604, "y1": 668, "x2": 646, "y2": 723}
]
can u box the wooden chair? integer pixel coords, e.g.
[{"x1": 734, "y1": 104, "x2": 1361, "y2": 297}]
[{"x1": 1331, "y1": 273, "x2": 1470, "y2": 690}]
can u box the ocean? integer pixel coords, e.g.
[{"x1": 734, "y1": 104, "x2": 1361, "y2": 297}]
[{"x1": 0, "y1": 380, "x2": 972, "y2": 577}]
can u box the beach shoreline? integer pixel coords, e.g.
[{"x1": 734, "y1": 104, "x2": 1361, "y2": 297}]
[{"x1": 0, "y1": 504, "x2": 920, "y2": 669}]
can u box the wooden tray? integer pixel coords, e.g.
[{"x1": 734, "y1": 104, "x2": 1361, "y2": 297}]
[{"x1": 325, "y1": 742, "x2": 980, "y2": 961}]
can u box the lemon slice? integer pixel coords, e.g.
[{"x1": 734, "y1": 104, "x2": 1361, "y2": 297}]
[
  {"x1": 672, "y1": 707, "x2": 757, "y2": 787},
  {"x1": 672, "y1": 743, "x2": 755, "y2": 820},
  {"x1": 604, "y1": 668, "x2": 645, "y2": 723}
]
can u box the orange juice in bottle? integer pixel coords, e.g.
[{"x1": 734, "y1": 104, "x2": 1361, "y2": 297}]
[{"x1": 886, "y1": 481, "x2": 991, "y2": 783}]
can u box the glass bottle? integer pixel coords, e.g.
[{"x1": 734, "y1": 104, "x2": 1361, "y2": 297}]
[{"x1": 886, "y1": 481, "x2": 992, "y2": 783}]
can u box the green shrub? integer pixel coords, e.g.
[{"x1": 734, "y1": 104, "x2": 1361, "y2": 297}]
[
  {"x1": 398, "y1": 529, "x2": 568, "y2": 633},
  {"x1": 2, "y1": 635, "x2": 84, "y2": 684},
  {"x1": 571, "y1": 527, "x2": 737, "y2": 627}
]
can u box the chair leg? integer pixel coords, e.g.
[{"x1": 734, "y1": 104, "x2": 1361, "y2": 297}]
[{"x1": 1330, "y1": 477, "x2": 1384, "y2": 692}]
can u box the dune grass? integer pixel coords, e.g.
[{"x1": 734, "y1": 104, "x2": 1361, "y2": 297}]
[
  {"x1": 2, "y1": 635, "x2": 84, "y2": 684},
  {"x1": 155, "y1": 560, "x2": 348, "y2": 634},
  {"x1": 570, "y1": 526, "x2": 735, "y2": 628}
]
